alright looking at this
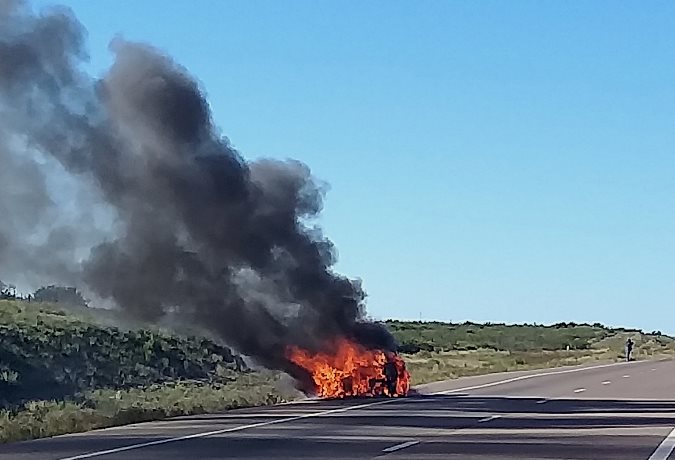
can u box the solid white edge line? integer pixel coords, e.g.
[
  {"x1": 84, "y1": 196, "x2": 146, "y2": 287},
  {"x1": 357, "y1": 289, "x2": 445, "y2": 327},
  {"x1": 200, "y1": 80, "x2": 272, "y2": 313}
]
[
  {"x1": 59, "y1": 399, "x2": 395, "y2": 460},
  {"x1": 381, "y1": 440, "x2": 420, "y2": 453},
  {"x1": 435, "y1": 360, "x2": 633, "y2": 395},
  {"x1": 59, "y1": 360, "x2": 640, "y2": 460},
  {"x1": 648, "y1": 427, "x2": 675, "y2": 460}
]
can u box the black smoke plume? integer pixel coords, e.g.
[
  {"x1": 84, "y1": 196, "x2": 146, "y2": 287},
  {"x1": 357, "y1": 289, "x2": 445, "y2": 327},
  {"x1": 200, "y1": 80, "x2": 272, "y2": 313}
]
[{"x1": 0, "y1": 0, "x2": 396, "y2": 383}]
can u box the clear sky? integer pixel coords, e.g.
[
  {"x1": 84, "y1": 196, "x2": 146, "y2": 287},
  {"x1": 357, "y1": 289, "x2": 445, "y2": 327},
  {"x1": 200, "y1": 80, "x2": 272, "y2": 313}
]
[{"x1": 30, "y1": 0, "x2": 675, "y2": 333}]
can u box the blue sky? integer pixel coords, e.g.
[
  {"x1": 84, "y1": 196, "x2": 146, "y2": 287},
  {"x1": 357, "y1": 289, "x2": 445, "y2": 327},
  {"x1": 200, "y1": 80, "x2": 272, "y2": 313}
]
[{"x1": 31, "y1": 1, "x2": 675, "y2": 332}]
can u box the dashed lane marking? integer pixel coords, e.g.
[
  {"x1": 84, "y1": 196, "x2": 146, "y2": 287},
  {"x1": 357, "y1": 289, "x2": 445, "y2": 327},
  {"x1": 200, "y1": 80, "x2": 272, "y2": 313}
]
[
  {"x1": 381, "y1": 440, "x2": 420, "y2": 454},
  {"x1": 435, "y1": 361, "x2": 632, "y2": 396},
  {"x1": 478, "y1": 415, "x2": 501, "y2": 423}
]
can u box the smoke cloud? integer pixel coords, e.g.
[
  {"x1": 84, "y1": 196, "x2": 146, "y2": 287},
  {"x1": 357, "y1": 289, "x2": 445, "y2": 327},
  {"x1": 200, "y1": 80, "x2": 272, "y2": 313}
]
[{"x1": 0, "y1": 0, "x2": 396, "y2": 380}]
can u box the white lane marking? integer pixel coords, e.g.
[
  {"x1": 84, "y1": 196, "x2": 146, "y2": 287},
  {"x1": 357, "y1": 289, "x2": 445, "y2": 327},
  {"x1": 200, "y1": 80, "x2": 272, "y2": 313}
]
[
  {"x1": 59, "y1": 360, "x2": 641, "y2": 460},
  {"x1": 573, "y1": 388, "x2": 586, "y2": 393},
  {"x1": 652, "y1": 368, "x2": 657, "y2": 371},
  {"x1": 647, "y1": 427, "x2": 675, "y2": 460},
  {"x1": 623, "y1": 375, "x2": 630, "y2": 378},
  {"x1": 58, "y1": 399, "x2": 396, "y2": 460},
  {"x1": 478, "y1": 415, "x2": 501, "y2": 423},
  {"x1": 601, "y1": 381, "x2": 611, "y2": 385},
  {"x1": 435, "y1": 360, "x2": 633, "y2": 395},
  {"x1": 382, "y1": 440, "x2": 420, "y2": 453}
]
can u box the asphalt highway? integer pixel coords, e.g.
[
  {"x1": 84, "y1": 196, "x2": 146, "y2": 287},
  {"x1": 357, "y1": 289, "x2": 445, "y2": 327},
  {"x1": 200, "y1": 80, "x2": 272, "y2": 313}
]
[{"x1": 2, "y1": 359, "x2": 675, "y2": 459}]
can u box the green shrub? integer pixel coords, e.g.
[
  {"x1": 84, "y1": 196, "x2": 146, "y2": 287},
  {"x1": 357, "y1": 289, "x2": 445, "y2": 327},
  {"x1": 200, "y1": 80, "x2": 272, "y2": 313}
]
[
  {"x1": 0, "y1": 300, "x2": 245, "y2": 409},
  {"x1": 386, "y1": 319, "x2": 636, "y2": 354}
]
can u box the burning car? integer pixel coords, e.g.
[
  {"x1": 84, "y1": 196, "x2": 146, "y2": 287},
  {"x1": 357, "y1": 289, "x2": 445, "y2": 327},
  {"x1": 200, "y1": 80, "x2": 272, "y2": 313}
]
[{"x1": 286, "y1": 337, "x2": 411, "y2": 398}]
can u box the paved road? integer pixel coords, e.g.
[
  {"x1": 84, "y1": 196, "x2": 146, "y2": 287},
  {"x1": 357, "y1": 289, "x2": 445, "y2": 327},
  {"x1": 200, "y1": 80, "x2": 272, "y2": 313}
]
[{"x1": 2, "y1": 359, "x2": 675, "y2": 459}]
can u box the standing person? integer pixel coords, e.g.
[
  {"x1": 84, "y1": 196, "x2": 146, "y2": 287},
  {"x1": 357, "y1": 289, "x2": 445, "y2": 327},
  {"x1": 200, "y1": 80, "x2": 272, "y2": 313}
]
[
  {"x1": 625, "y1": 337, "x2": 634, "y2": 362},
  {"x1": 383, "y1": 355, "x2": 399, "y2": 396}
]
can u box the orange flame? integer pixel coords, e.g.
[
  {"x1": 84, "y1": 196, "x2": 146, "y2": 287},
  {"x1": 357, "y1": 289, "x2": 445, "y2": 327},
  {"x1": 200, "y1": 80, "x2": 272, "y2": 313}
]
[{"x1": 286, "y1": 337, "x2": 411, "y2": 398}]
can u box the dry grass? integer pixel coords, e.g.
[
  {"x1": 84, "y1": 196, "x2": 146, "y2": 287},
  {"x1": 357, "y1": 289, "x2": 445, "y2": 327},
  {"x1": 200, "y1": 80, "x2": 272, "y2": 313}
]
[
  {"x1": 405, "y1": 332, "x2": 675, "y2": 385},
  {"x1": 405, "y1": 349, "x2": 605, "y2": 385},
  {"x1": 0, "y1": 372, "x2": 298, "y2": 444}
]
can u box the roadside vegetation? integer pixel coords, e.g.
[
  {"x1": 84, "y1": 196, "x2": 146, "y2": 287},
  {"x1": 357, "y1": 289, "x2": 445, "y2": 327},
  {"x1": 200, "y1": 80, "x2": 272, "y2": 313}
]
[
  {"x1": 0, "y1": 299, "x2": 299, "y2": 443},
  {"x1": 387, "y1": 320, "x2": 675, "y2": 385},
  {"x1": 0, "y1": 373, "x2": 288, "y2": 444},
  {"x1": 1, "y1": 297, "x2": 673, "y2": 443}
]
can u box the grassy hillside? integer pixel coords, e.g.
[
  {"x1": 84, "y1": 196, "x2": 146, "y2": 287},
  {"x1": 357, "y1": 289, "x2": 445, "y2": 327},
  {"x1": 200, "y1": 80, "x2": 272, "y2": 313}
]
[
  {"x1": 387, "y1": 320, "x2": 675, "y2": 384},
  {"x1": 0, "y1": 300, "x2": 297, "y2": 443},
  {"x1": 0, "y1": 300, "x2": 248, "y2": 407}
]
